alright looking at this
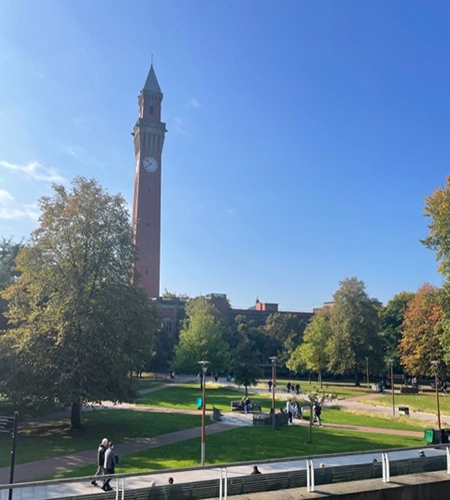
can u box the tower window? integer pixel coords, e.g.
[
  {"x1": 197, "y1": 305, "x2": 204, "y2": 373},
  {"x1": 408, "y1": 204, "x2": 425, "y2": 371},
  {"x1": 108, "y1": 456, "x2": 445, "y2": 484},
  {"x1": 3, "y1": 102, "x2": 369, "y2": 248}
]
[{"x1": 150, "y1": 104, "x2": 154, "y2": 115}]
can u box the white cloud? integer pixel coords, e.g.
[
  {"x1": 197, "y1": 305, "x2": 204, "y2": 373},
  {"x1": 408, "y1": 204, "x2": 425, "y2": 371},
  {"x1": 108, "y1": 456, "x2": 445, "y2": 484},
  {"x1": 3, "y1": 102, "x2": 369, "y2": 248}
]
[
  {"x1": 187, "y1": 98, "x2": 201, "y2": 109},
  {"x1": 173, "y1": 117, "x2": 187, "y2": 135},
  {"x1": 0, "y1": 189, "x2": 15, "y2": 205},
  {"x1": 0, "y1": 160, "x2": 65, "y2": 183},
  {"x1": 0, "y1": 204, "x2": 39, "y2": 221}
]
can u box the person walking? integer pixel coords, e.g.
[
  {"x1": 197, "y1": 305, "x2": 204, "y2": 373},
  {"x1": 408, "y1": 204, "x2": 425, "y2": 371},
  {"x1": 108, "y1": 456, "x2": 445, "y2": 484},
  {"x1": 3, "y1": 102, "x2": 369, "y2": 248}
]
[
  {"x1": 268, "y1": 380, "x2": 273, "y2": 392},
  {"x1": 314, "y1": 403, "x2": 322, "y2": 426},
  {"x1": 91, "y1": 438, "x2": 108, "y2": 486},
  {"x1": 103, "y1": 443, "x2": 117, "y2": 491},
  {"x1": 286, "y1": 382, "x2": 292, "y2": 393},
  {"x1": 295, "y1": 383, "x2": 300, "y2": 395}
]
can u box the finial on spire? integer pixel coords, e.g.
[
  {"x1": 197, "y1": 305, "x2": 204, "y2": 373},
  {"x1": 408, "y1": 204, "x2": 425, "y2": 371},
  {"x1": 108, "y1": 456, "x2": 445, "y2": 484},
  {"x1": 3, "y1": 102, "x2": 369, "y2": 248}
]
[{"x1": 151, "y1": 53, "x2": 154, "y2": 66}]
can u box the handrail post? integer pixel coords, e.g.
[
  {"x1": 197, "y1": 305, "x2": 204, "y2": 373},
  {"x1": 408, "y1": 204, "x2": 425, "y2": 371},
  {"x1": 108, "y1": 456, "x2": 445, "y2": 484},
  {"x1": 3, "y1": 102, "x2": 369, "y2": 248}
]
[
  {"x1": 225, "y1": 468, "x2": 228, "y2": 500},
  {"x1": 219, "y1": 468, "x2": 223, "y2": 500},
  {"x1": 382, "y1": 453, "x2": 390, "y2": 483},
  {"x1": 306, "y1": 460, "x2": 315, "y2": 492},
  {"x1": 446, "y1": 447, "x2": 450, "y2": 474},
  {"x1": 121, "y1": 478, "x2": 125, "y2": 500}
]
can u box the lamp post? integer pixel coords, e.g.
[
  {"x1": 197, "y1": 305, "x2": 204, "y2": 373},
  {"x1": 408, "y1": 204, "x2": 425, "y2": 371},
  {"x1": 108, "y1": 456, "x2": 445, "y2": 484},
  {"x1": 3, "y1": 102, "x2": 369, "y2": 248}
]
[
  {"x1": 365, "y1": 357, "x2": 370, "y2": 390},
  {"x1": 431, "y1": 360, "x2": 441, "y2": 431},
  {"x1": 269, "y1": 356, "x2": 277, "y2": 429},
  {"x1": 390, "y1": 360, "x2": 395, "y2": 417},
  {"x1": 199, "y1": 360, "x2": 210, "y2": 466}
]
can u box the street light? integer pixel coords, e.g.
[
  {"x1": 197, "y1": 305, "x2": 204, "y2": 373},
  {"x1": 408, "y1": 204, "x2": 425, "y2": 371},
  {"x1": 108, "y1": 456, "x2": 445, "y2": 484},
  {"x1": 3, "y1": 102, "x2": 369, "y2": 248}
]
[
  {"x1": 431, "y1": 360, "x2": 441, "y2": 431},
  {"x1": 390, "y1": 360, "x2": 395, "y2": 417},
  {"x1": 269, "y1": 356, "x2": 277, "y2": 429},
  {"x1": 365, "y1": 357, "x2": 370, "y2": 390},
  {"x1": 198, "y1": 360, "x2": 210, "y2": 466}
]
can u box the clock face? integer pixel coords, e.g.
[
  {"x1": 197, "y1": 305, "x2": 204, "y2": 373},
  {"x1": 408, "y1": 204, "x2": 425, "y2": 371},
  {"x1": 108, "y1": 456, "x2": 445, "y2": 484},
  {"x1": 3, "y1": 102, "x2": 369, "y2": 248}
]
[{"x1": 143, "y1": 156, "x2": 158, "y2": 173}]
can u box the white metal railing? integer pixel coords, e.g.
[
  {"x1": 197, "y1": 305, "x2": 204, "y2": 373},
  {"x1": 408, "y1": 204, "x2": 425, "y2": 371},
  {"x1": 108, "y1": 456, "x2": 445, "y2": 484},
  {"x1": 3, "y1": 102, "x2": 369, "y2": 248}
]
[
  {"x1": 306, "y1": 460, "x2": 315, "y2": 492},
  {"x1": 219, "y1": 468, "x2": 228, "y2": 500},
  {"x1": 382, "y1": 453, "x2": 390, "y2": 483}
]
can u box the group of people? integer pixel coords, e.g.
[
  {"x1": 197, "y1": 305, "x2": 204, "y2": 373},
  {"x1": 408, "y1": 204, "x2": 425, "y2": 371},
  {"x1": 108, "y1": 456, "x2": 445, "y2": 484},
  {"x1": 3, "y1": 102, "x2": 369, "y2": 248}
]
[
  {"x1": 91, "y1": 438, "x2": 118, "y2": 491},
  {"x1": 240, "y1": 396, "x2": 253, "y2": 413},
  {"x1": 267, "y1": 380, "x2": 301, "y2": 396}
]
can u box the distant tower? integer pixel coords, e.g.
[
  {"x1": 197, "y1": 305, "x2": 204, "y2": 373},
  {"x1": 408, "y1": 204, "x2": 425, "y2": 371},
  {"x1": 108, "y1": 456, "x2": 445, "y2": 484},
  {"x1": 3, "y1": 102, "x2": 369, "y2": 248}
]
[{"x1": 132, "y1": 65, "x2": 166, "y2": 298}]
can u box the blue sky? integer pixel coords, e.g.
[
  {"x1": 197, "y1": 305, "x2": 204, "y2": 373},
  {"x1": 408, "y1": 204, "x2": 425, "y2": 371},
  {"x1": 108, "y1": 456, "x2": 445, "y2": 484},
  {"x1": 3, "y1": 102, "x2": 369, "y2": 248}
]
[{"x1": 0, "y1": 0, "x2": 448, "y2": 311}]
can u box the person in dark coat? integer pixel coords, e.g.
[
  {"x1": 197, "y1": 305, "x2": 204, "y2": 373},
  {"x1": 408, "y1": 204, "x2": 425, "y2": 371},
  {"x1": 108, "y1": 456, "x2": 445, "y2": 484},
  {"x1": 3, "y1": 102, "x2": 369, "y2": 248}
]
[
  {"x1": 103, "y1": 443, "x2": 117, "y2": 491},
  {"x1": 91, "y1": 438, "x2": 108, "y2": 486},
  {"x1": 251, "y1": 465, "x2": 262, "y2": 475}
]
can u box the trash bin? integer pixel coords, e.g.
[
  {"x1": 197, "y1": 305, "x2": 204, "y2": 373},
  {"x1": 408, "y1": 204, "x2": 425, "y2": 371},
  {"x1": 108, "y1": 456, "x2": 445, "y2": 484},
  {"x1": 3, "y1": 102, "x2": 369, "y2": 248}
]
[
  {"x1": 424, "y1": 429, "x2": 449, "y2": 444},
  {"x1": 399, "y1": 406, "x2": 410, "y2": 416},
  {"x1": 424, "y1": 429, "x2": 434, "y2": 443}
]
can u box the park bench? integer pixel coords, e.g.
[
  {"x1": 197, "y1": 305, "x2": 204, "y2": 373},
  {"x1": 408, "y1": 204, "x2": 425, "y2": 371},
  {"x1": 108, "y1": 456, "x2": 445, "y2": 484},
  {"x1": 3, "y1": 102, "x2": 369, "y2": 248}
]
[
  {"x1": 212, "y1": 406, "x2": 222, "y2": 421},
  {"x1": 400, "y1": 387, "x2": 418, "y2": 394},
  {"x1": 230, "y1": 401, "x2": 262, "y2": 412}
]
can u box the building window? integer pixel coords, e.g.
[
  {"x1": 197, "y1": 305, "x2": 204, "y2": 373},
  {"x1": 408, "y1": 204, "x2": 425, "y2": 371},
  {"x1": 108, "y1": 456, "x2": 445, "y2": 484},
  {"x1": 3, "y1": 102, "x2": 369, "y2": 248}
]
[
  {"x1": 150, "y1": 104, "x2": 154, "y2": 115},
  {"x1": 162, "y1": 318, "x2": 173, "y2": 332}
]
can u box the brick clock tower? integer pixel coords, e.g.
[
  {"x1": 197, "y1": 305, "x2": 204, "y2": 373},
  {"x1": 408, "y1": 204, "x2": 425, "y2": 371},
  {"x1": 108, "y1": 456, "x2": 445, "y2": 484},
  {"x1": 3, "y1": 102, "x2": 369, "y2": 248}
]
[{"x1": 132, "y1": 65, "x2": 166, "y2": 298}]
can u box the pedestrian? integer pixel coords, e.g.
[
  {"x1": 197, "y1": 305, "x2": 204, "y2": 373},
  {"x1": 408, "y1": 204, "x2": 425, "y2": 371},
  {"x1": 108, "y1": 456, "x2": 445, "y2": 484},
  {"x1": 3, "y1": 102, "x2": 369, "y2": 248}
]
[
  {"x1": 251, "y1": 465, "x2": 262, "y2": 475},
  {"x1": 313, "y1": 403, "x2": 322, "y2": 426},
  {"x1": 268, "y1": 380, "x2": 273, "y2": 392},
  {"x1": 103, "y1": 443, "x2": 118, "y2": 491},
  {"x1": 286, "y1": 382, "x2": 291, "y2": 393},
  {"x1": 286, "y1": 400, "x2": 293, "y2": 424},
  {"x1": 168, "y1": 477, "x2": 174, "y2": 485},
  {"x1": 214, "y1": 373, "x2": 219, "y2": 383},
  {"x1": 91, "y1": 438, "x2": 108, "y2": 486},
  {"x1": 295, "y1": 383, "x2": 300, "y2": 395}
]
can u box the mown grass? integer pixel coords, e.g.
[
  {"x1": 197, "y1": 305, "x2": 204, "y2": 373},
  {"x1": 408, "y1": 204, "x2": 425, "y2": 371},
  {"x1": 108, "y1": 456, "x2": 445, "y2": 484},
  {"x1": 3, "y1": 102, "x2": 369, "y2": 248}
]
[
  {"x1": 366, "y1": 393, "x2": 450, "y2": 416},
  {"x1": 0, "y1": 410, "x2": 204, "y2": 468},
  {"x1": 47, "y1": 424, "x2": 424, "y2": 479}
]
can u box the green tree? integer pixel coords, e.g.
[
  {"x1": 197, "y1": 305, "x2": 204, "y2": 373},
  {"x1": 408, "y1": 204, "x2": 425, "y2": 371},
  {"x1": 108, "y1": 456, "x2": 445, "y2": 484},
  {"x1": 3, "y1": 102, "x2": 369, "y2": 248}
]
[
  {"x1": 0, "y1": 178, "x2": 156, "y2": 428},
  {"x1": 0, "y1": 239, "x2": 22, "y2": 332},
  {"x1": 287, "y1": 308, "x2": 332, "y2": 387},
  {"x1": 172, "y1": 298, "x2": 229, "y2": 373},
  {"x1": 263, "y1": 313, "x2": 307, "y2": 367},
  {"x1": 328, "y1": 277, "x2": 383, "y2": 385},
  {"x1": 379, "y1": 291, "x2": 414, "y2": 370},
  {"x1": 422, "y1": 177, "x2": 450, "y2": 367},
  {"x1": 229, "y1": 316, "x2": 262, "y2": 395},
  {"x1": 399, "y1": 284, "x2": 444, "y2": 376}
]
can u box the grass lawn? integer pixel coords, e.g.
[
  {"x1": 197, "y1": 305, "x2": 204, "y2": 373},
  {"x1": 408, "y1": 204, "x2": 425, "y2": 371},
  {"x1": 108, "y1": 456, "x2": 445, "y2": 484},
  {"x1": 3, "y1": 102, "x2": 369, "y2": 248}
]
[
  {"x1": 132, "y1": 379, "x2": 166, "y2": 391},
  {"x1": 0, "y1": 410, "x2": 205, "y2": 468},
  {"x1": 320, "y1": 408, "x2": 427, "y2": 431},
  {"x1": 366, "y1": 393, "x2": 450, "y2": 416},
  {"x1": 256, "y1": 380, "x2": 370, "y2": 399},
  {"x1": 47, "y1": 424, "x2": 424, "y2": 479},
  {"x1": 136, "y1": 384, "x2": 286, "y2": 412}
]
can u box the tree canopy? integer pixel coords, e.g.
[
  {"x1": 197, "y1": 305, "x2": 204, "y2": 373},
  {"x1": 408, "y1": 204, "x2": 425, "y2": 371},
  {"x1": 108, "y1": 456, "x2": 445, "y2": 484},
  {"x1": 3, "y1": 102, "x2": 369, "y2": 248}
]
[
  {"x1": 328, "y1": 277, "x2": 383, "y2": 384},
  {"x1": 0, "y1": 177, "x2": 157, "y2": 428},
  {"x1": 172, "y1": 298, "x2": 229, "y2": 373}
]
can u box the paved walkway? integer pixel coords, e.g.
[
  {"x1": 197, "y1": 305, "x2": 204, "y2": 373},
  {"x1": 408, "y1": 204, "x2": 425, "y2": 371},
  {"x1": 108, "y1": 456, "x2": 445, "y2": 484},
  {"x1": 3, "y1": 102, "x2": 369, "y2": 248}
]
[{"x1": 1, "y1": 447, "x2": 444, "y2": 500}]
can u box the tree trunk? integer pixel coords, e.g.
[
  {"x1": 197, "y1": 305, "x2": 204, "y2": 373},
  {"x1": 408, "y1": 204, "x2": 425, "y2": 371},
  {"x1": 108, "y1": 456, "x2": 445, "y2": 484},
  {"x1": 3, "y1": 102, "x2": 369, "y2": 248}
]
[
  {"x1": 319, "y1": 371, "x2": 322, "y2": 388},
  {"x1": 354, "y1": 371, "x2": 360, "y2": 386},
  {"x1": 245, "y1": 385, "x2": 248, "y2": 397},
  {"x1": 308, "y1": 372, "x2": 311, "y2": 385},
  {"x1": 71, "y1": 402, "x2": 82, "y2": 430}
]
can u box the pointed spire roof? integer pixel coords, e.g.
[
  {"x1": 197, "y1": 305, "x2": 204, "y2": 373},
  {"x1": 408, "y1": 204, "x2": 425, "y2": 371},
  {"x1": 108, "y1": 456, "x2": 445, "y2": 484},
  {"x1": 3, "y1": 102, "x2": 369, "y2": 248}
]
[{"x1": 143, "y1": 65, "x2": 162, "y2": 93}]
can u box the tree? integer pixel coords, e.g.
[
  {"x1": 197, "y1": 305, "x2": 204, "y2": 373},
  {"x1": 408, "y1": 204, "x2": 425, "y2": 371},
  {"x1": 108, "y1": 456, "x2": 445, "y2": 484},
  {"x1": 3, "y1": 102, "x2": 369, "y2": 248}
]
[
  {"x1": 287, "y1": 308, "x2": 332, "y2": 387},
  {"x1": 423, "y1": 177, "x2": 450, "y2": 280},
  {"x1": 263, "y1": 313, "x2": 307, "y2": 367},
  {"x1": 328, "y1": 277, "x2": 383, "y2": 385},
  {"x1": 399, "y1": 284, "x2": 444, "y2": 376},
  {"x1": 0, "y1": 178, "x2": 157, "y2": 428},
  {"x1": 172, "y1": 298, "x2": 229, "y2": 373},
  {"x1": 0, "y1": 239, "x2": 22, "y2": 332},
  {"x1": 379, "y1": 292, "x2": 414, "y2": 370},
  {"x1": 229, "y1": 316, "x2": 262, "y2": 395}
]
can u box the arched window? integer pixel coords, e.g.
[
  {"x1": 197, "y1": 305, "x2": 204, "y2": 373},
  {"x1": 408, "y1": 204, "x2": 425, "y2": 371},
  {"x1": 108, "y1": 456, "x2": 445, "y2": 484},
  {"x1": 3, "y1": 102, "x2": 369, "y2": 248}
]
[{"x1": 150, "y1": 104, "x2": 154, "y2": 116}]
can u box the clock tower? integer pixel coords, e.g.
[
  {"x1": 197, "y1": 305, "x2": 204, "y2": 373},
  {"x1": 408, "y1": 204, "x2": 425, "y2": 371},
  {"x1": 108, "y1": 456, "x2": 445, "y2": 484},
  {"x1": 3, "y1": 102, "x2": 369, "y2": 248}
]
[{"x1": 132, "y1": 65, "x2": 166, "y2": 298}]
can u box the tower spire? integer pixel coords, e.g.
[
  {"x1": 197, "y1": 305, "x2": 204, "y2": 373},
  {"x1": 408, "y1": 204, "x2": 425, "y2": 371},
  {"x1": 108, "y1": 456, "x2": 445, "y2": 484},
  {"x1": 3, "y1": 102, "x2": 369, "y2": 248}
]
[{"x1": 143, "y1": 63, "x2": 162, "y2": 93}]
